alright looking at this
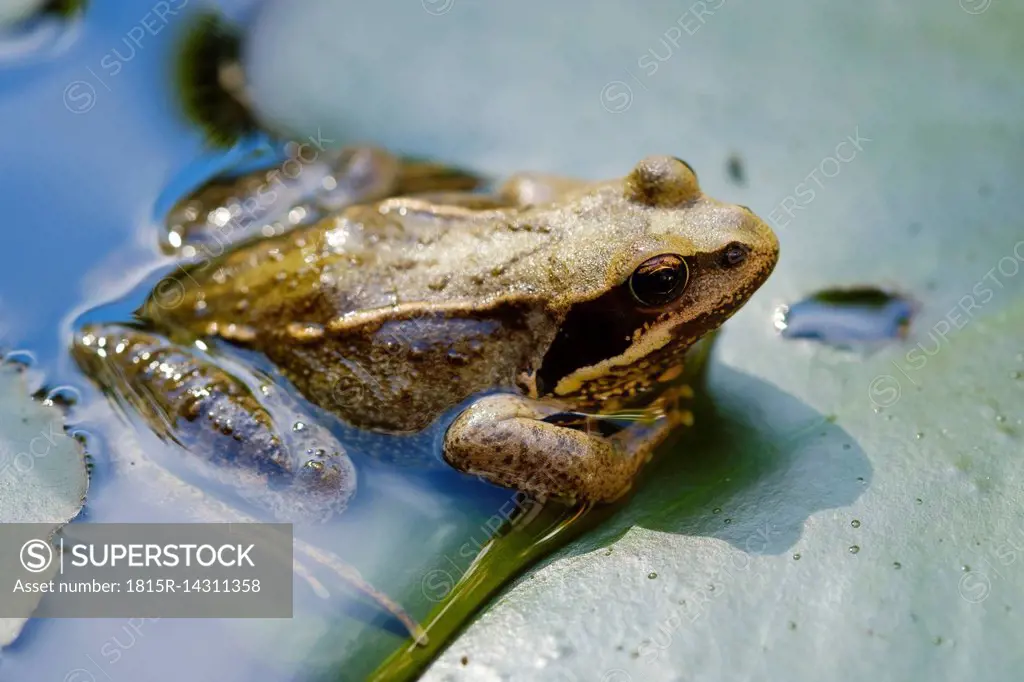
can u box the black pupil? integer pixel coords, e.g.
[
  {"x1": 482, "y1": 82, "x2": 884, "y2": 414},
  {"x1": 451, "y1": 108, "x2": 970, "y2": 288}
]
[{"x1": 646, "y1": 267, "x2": 679, "y2": 293}]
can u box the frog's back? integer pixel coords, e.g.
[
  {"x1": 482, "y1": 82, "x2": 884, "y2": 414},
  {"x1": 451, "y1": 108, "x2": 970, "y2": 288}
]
[{"x1": 143, "y1": 204, "x2": 566, "y2": 431}]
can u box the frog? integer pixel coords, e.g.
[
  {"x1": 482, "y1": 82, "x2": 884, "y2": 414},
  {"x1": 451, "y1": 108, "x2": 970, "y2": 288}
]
[{"x1": 72, "y1": 153, "x2": 778, "y2": 642}]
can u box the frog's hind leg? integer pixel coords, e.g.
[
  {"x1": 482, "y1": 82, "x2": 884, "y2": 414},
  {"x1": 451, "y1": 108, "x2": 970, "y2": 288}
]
[
  {"x1": 73, "y1": 323, "x2": 427, "y2": 644},
  {"x1": 392, "y1": 157, "x2": 487, "y2": 196}
]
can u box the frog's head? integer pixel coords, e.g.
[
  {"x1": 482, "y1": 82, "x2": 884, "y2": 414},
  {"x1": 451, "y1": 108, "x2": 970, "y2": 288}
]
[{"x1": 535, "y1": 156, "x2": 779, "y2": 405}]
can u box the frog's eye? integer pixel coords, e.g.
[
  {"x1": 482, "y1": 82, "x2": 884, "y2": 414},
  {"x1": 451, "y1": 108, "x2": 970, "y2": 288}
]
[{"x1": 629, "y1": 254, "x2": 689, "y2": 307}]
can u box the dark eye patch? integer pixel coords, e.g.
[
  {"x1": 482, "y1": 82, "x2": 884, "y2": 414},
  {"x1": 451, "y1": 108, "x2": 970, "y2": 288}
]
[{"x1": 536, "y1": 283, "x2": 651, "y2": 395}]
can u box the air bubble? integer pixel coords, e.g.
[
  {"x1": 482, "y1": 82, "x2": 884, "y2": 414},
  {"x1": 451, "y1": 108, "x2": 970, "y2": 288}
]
[
  {"x1": 43, "y1": 385, "x2": 81, "y2": 409},
  {"x1": 3, "y1": 350, "x2": 36, "y2": 368}
]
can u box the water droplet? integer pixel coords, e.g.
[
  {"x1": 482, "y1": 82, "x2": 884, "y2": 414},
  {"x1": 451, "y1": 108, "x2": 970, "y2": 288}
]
[
  {"x1": 287, "y1": 322, "x2": 325, "y2": 340},
  {"x1": 933, "y1": 636, "x2": 943, "y2": 646},
  {"x1": 42, "y1": 385, "x2": 81, "y2": 409},
  {"x1": 788, "y1": 621, "x2": 797, "y2": 630},
  {"x1": 723, "y1": 518, "x2": 732, "y2": 524},
  {"x1": 857, "y1": 476, "x2": 865, "y2": 483},
  {"x1": 893, "y1": 561, "x2": 902, "y2": 569},
  {"x1": 3, "y1": 350, "x2": 36, "y2": 368},
  {"x1": 915, "y1": 498, "x2": 923, "y2": 504},
  {"x1": 851, "y1": 519, "x2": 861, "y2": 528},
  {"x1": 793, "y1": 553, "x2": 801, "y2": 561},
  {"x1": 849, "y1": 545, "x2": 860, "y2": 554},
  {"x1": 843, "y1": 443, "x2": 852, "y2": 450},
  {"x1": 293, "y1": 421, "x2": 306, "y2": 432},
  {"x1": 712, "y1": 507, "x2": 722, "y2": 514},
  {"x1": 647, "y1": 572, "x2": 658, "y2": 580},
  {"x1": 995, "y1": 414, "x2": 1007, "y2": 423},
  {"x1": 962, "y1": 565, "x2": 971, "y2": 572},
  {"x1": 915, "y1": 432, "x2": 924, "y2": 440},
  {"x1": 776, "y1": 287, "x2": 913, "y2": 347}
]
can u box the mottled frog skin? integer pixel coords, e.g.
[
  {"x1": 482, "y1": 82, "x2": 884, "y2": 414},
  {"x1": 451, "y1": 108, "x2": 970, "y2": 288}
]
[{"x1": 75, "y1": 154, "x2": 778, "y2": 507}]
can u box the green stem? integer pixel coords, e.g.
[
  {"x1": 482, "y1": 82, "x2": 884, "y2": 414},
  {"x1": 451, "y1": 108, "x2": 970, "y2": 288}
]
[{"x1": 364, "y1": 499, "x2": 617, "y2": 682}]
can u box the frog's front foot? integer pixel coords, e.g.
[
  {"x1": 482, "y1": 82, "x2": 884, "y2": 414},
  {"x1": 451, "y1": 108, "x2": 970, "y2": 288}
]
[{"x1": 443, "y1": 394, "x2": 652, "y2": 503}]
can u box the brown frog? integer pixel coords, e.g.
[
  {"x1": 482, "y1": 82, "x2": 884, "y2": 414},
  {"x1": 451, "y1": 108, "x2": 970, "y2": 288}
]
[{"x1": 77, "y1": 154, "x2": 778, "y2": 503}]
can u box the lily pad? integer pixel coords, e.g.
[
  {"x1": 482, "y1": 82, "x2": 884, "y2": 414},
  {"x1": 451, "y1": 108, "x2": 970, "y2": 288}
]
[{"x1": 0, "y1": 363, "x2": 89, "y2": 647}]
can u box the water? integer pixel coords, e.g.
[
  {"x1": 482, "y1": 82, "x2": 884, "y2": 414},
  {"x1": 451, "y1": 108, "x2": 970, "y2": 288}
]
[
  {"x1": 0, "y1": 3, "x2": 593, "y2": 680},
  {"x1": 774, "y1": 287, "x2": 916, "y2": 349}
]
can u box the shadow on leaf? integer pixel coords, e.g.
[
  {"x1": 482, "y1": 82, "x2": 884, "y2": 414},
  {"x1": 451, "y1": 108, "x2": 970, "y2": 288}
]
[{"x1": 567, "y1": 363, "x2": 871, "y2": 558}]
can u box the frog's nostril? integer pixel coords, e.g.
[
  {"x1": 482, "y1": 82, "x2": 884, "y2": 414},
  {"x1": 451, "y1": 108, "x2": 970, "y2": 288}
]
[{"x1": 720, "y1": 242, "x2": 749, "y2": 268}]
